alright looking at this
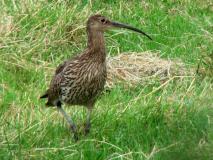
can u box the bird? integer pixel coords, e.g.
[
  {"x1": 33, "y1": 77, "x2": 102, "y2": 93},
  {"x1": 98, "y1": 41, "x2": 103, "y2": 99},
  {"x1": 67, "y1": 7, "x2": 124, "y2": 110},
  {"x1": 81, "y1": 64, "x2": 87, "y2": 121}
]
[{"x1": 40, "y1": 14, "x2": 152, "y2": 140}]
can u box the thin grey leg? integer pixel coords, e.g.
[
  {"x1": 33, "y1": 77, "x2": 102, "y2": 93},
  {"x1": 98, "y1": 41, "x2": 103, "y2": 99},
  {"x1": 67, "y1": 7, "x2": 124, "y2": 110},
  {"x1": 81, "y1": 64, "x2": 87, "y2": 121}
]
[
  {"x1": 57, "y1": 104, "x2": 78, "y2": 141},
  {"x1": 84, "y1": 107, "x2": 92, "y2": 135}
]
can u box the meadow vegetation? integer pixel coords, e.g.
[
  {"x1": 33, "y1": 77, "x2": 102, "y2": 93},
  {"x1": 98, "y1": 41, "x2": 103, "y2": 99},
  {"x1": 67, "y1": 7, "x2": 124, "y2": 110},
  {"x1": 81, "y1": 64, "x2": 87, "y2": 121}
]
[{"x1": 0, "y1": 0, "x2": 213, "y2": 159}]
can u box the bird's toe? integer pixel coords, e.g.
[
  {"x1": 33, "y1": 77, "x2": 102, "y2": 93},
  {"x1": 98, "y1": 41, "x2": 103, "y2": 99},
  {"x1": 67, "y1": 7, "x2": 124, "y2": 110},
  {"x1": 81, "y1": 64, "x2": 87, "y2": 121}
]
[
  {"x1": 84, "y1": 123, "x2": 91, "y2": 135},
  {"x1": 73, "y1": 132, "x2": 79, "y2": 141}
]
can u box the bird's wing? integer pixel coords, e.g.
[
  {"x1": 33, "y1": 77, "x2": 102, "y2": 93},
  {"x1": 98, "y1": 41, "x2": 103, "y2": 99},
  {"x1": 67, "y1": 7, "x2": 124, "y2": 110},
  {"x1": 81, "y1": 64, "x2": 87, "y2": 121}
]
[
  {"x1": 55, "y1": 60, "x2": 68, "y2": 75},
  {"x1": 41, "y1": 52, "x2": 86, "y2": 106},
  {"x1": 55, "y1": 54, "x2": 82, "y2": 75}
]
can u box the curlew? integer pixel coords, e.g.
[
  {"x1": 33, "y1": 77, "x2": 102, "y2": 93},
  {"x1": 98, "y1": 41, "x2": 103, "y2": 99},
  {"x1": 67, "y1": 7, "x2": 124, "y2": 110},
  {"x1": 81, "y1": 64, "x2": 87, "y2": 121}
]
[{"x1": 40, "y1": 15, "x2": 152, "y2": 140}]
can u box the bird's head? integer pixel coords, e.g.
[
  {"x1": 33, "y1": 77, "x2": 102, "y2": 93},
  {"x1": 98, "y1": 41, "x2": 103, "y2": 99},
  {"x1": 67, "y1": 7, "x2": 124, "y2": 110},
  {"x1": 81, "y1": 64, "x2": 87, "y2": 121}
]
[{"x1": 87, "y1": 14, "x2": 152, "y2": 40}]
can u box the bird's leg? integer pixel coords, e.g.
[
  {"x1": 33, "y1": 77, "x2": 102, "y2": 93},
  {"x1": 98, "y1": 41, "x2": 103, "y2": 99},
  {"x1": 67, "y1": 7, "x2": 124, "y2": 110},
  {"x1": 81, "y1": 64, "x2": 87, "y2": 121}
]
[
  {"x1": 84, "y1": 107, "x2": 93, "y2": 135},
  {"x1": 57, "y1": 102, "x2": 78, "y2": 141}
]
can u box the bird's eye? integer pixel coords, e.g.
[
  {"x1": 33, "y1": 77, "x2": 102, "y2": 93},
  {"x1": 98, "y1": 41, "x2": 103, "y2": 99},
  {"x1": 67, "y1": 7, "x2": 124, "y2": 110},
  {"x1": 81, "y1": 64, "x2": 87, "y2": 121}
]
[{"x1": 101, "y1": 18, "x2": 105, "y2": 23}]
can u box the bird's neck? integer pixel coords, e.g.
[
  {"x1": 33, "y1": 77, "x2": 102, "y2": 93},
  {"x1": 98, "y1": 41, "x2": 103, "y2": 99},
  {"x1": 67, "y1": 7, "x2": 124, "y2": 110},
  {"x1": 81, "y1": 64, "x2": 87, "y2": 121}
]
[{"x1": 87, "y1": 29, "x2": 106, "y2": 62}]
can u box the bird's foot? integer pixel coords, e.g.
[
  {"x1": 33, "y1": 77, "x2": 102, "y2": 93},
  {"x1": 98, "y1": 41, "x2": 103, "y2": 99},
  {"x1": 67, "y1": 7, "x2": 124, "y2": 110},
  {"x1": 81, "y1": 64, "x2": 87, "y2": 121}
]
[
  {"x1": 70, "y1": 125, "x2": 79, "y2": 141},
  {"x1": 73, "y1": 132, "x2": 79, "y2": 141},
  {"x1": 84, "y1": 122, "x2": 91, "y2": 135}
]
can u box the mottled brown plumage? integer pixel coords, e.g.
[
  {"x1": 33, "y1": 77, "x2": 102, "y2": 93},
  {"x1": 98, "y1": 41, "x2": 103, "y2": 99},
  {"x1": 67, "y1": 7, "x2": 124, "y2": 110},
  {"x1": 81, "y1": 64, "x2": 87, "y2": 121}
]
[{"x1": 40, "y1": 14, "x2": 152, "y2": 140}]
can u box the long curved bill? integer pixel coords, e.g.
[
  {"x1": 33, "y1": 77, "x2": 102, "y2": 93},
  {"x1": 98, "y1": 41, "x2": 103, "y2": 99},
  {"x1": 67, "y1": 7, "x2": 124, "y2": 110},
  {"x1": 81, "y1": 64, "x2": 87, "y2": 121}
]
[{"x1": 111, "y1": 21, "x2": 152, "y2": 40}]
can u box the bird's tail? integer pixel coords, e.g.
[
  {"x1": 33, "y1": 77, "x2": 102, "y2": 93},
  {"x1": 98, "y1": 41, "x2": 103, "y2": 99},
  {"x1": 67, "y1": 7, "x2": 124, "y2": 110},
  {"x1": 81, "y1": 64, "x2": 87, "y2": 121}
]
[
  {"x1": 40, "y1": 89, "x2": 49, "y2": 99},
  {"x1": 40, "y1": 89, "x2": 55, "y2": 107}
]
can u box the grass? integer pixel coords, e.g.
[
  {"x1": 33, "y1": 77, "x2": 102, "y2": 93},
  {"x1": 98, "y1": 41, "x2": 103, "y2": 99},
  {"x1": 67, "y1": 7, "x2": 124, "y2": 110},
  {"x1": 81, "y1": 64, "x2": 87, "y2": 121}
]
[{"x1": 0, "y1": 0, "x2": 213, "y2": 159}]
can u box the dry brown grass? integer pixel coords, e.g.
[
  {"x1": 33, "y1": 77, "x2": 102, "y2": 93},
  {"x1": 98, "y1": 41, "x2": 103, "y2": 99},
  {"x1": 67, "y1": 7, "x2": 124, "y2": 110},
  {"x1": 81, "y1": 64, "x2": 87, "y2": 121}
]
[
  {"x1": 106, "y1": 51, "x2": 195, "y2": 87},
  {"x1": 0, "y1": 14, "x2": 14, "y2": 36}
]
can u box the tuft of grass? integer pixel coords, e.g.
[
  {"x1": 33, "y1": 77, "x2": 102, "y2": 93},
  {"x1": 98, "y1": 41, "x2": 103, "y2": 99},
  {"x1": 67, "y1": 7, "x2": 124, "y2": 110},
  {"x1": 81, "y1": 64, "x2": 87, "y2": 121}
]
[
  {"x1": 0, "y1": 0, "x2": 213, "y2": 160},
  {"x1": 197, "y1": 51, "x2": 213, "y2": 79}
]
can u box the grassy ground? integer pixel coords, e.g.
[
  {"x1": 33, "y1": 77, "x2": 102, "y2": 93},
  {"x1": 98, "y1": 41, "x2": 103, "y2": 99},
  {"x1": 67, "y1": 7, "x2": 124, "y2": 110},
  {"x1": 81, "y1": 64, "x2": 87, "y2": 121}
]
[{"x1": 0, "y1": 0, "x2": 213, "y2": 159}]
